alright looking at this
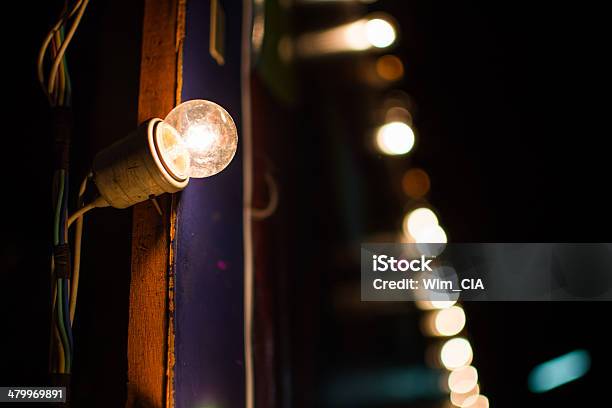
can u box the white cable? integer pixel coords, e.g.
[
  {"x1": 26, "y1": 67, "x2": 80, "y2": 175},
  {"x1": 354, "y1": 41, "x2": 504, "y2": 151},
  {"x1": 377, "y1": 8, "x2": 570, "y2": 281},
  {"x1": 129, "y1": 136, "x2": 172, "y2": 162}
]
[
  {"x1": 69, "y1": 173, "x2": 90, "y2": 324},
  {"x1": 252, "y1": 172, "x2": 279, "y2": 220},
  {"x1": 37, "y1": 0, "x2": 85, "y2": 96},
  {"x1": 47, "y1": 0, "x2": 90, "y2": 97},
  {"x1": 66, "y1": 202, "x2": 95, "y2": 229},
  {"x1": 67, "y1": 196, "x2": 108, "y2": 228},
  {"x1": 241, "y1": 0, "x2": 254, "y2": 405}
]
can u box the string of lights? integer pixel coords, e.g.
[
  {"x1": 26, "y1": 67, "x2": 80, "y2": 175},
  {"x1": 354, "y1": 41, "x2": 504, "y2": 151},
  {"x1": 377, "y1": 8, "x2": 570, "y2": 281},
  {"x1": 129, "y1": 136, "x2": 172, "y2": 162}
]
[
  {"x1": 369, "y1": 30, "x2": 490, "y2": 408},
  {"x1": 403, "y1": 202, "x2": 488, "y2": 407},
  {"x1": 322, "y1": 7, "x2": 488, "y2": 404},
  {"x1": 392, "y1": 120, "x2": 489, "y2": 406}
]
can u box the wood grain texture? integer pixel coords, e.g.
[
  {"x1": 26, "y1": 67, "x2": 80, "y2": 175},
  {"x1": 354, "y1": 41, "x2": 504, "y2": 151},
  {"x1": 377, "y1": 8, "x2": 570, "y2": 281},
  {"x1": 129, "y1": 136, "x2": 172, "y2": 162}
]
[
  {"x1": 126, "y1": 0, "x2": 182, "y2": 407},
  {"x1": 166, "y1": 4, "x2": 186, "y2": 407}
]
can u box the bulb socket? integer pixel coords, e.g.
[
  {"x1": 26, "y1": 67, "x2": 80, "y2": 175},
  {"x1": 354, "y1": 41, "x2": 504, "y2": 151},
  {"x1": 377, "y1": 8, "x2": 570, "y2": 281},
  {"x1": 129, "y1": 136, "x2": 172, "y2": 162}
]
[{"x1": 93, "y1": 118, "x2": 189, "y2": 209}]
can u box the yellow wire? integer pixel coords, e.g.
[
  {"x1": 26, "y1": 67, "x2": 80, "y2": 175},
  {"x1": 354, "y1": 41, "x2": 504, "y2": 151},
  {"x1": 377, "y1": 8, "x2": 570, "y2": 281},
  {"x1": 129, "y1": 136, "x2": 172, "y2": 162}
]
[
  {"x1": 37, "y1": 22, "x2": 63, "y2": 98},
  {"x1": 50, "y1": 38, "x2": 58, "y2": 105},
  {"x1": 48, "y1": 0, "x2": 90, "y2": 97},
  {"x1": 37, "y1": 0, "x2": 85, "y2": 98},
  {"x1": 51, "y1": 261, "x2": 65, "y2": 373},
  {"x1": 53, "y1": 31, "x2": 66, "y2": 106},
  {"x1": 54, "y1": 325, "x2": 66, "y2": 373}
]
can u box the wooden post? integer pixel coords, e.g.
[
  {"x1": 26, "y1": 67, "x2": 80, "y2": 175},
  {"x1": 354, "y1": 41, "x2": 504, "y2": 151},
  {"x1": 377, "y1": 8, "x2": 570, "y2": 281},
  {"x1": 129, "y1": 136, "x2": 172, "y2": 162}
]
[{"x1": 126, "y1": 1, "x2": 184, "y2": 406}]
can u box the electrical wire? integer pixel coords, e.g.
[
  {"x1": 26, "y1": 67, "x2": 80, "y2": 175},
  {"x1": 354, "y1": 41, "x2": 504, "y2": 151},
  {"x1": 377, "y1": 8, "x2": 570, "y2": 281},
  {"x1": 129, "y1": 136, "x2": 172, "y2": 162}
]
[
  {"x1": 63, "y1": 279, "x2": 73, "y2": 350},
  {"x1": 69, "y1": 174, "x2": 91, "y2": 323},
  {"x1": 67, "y1": 197, "x2": 104, "y2": 228},
  {"x1": 41, "y1": 0, "x2": 91, "y2": 376},
  {"x1": 54, "y1": 325, "x2": 66, "y2": 373},
  {"x1": 56, "y1": 278, "x2": 71, "y2": 372},
  {"x1": 61, "y1": 172, "x2": 73, "y2": 372},
  {"x1": 49, "y1": 258, "x2": 66, "y2": 374},
  {"x1": 37, "y1": 3, "x2": 83, "y2": 78},
  {"x1": 60, "y1": 173, "x2": 69, "y2": 244},
  {"x1": 53, "y1": 171, "x2": 64, "y2": 245},
  {"x1": 47, "y1": 0, "x2": 90, "y2": 99},
  {"x1": 57, "y1": 28, "x2": 67, "y2": 106},
  {"x1": 52, "y1": 170, "x2": 71, "y2": 373},
  {"x1": 37, "y1": 0, "x2": 83, "y2": 87}
]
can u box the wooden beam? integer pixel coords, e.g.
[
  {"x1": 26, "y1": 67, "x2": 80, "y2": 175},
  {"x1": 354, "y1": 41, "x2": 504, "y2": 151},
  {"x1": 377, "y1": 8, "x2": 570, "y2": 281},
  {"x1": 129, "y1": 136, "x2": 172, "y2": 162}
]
[{"x1": 126, "y1": 1, "x2": 184, "y2": 406}]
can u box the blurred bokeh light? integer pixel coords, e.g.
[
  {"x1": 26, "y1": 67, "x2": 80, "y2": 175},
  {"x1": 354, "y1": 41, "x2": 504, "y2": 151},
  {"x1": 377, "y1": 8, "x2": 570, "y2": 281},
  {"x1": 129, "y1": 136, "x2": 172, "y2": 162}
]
[
  {"x1": 402, "y1": 168, "x2": 431, "y2": 199},
  {"x1": 450, "y1": 384, "x2": 480, "y2": 407},
  {"x1": 440, "y1": 337, "x2": 473, "y2": 369},
  {"x1": 448, "y1": 366, "x2": 479, "y2": 394},
  {"x1": 376, "y1": 121, "x2": 415, "y2": 155},
  {"x1": 422, "y1": 305, "x2": 466, "y2": 337},
  {"x1": 365, "y1": 18, "x2": 396, "y2": 48},
  {"x1": 403, "y1": 207, "x2": 438, "y2": 238},
  {"x1": 375, "y1": 55, "x2": 404, "y2": 82}
]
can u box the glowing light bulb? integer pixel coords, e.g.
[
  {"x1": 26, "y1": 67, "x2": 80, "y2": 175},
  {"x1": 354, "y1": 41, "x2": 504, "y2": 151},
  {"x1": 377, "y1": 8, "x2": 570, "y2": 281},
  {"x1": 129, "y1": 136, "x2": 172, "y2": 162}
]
[
  {"x1": 365, "y1": 18, "x2": 396, "y2": 48},
  {"x1": 448, "y1": 366, "x2": 478, "y2": 394},
  {"x1": 403, "y1": 208, "x2": 438, "y2": 238},
  {"x1": 376, "y1": 55, "x2": 404, "y2": 81},
  {"x1": 416, "y1": 224, "x2": 448, "y2": 244},
  {"x1": 376, "y1": 121, "x2": 415, "y2": 155},
  {"x1": 289, "y1": 13, "x2": 396, "y2": 59},
  {"x1": 435, "y1": 306, "x2": 466, "y2": 336},
  {"x1": 465, "y1": 395, "x2": 489, "y2": 408},
  {"x1": 163, "y1": 99, "x2": 238, "y2": 178},
  {"x1": 440, "y1": 337, "x2": 473, "y2": 369},
  {"x1": 401, "y1": 168, "x2": 430, "y2": 199},
  {"x1": 451, "y1": 384, "x2": 480, "y2": 408},
  {"x1": 407, "y1": 210, "x2": 447, "y2": 256},
  {"x1": 423, "y1": 306, "x2": 466, "y2": 337}
]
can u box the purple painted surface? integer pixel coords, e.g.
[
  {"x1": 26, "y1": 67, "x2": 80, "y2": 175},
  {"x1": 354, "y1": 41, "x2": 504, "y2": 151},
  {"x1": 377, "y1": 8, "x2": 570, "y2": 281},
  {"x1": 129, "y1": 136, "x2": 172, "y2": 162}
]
[{"x1": 174, "y1": 0, "x2": 245, "y2": 407}]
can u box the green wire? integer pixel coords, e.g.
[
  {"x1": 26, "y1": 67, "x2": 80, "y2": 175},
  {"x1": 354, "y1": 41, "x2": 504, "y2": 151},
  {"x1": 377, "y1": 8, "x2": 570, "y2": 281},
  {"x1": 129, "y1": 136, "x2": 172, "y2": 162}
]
[
  {"x1": 64, "y1": 64, "x2": 72, "y2": 105},
  {"x1": 59, "y1": 26, "x2": 72, "y2": 106},
  {"x1": 53, "y1": 171, "x2": 70, "y2": 372},
  {"x1": 57, "y1": 280, "x2": 71, "y2": 372},
  {"x1": 51, "y1": 21, "x2": 73, "y2": 375}
]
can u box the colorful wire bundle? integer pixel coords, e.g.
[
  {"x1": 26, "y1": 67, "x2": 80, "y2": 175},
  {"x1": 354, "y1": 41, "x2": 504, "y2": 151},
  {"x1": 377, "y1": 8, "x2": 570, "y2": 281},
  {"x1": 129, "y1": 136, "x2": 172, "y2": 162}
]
[
  {"x1": 37, "y1": 0, "x2": 89, "y2": 106},
  {"x1": 39, "y1": 0, "x2": 90, "y2": 375},
  {"x1": 51, "y1": 170, "x2": 73, "y2": 373}
]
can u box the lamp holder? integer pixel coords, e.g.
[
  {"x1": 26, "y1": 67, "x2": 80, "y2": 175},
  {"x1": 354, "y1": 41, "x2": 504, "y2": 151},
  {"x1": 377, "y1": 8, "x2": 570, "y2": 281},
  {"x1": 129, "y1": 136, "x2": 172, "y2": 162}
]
[{"x1": 93, "y1": 118, "x2": 189, "y2": 209}]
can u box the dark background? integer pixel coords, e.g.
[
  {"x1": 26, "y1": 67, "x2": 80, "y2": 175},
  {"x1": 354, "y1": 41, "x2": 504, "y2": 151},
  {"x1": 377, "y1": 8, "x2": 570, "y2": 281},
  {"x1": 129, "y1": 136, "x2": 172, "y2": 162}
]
[
  {"x1": 255, "y1": 1, "x2": 610, "y2": 407},
  {"x1": 1, "y1": 0, "x2": 609, "y2": 407}
]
